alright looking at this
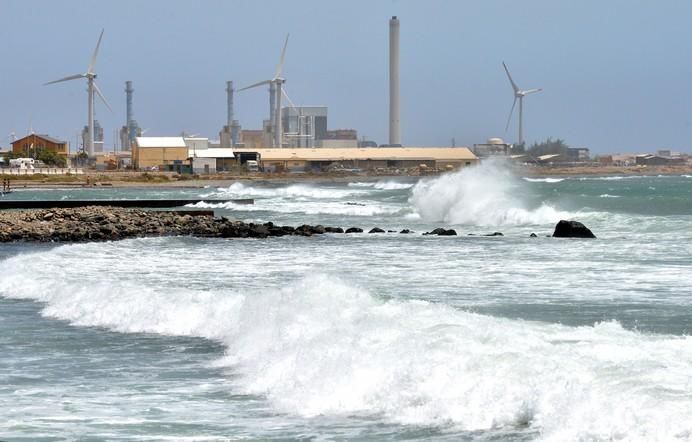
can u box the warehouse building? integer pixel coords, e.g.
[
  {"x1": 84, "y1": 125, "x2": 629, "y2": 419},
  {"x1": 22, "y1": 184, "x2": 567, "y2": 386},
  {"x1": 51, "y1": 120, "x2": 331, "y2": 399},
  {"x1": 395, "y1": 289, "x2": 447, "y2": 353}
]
[{"x1": 234, "y1": 147, "x2": 478, "y2": 173}]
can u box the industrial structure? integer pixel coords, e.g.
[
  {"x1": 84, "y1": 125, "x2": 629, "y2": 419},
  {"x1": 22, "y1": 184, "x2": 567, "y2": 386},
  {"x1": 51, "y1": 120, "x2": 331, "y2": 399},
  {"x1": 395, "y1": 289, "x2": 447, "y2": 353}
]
[
  {"x1": 119, "y1": 81, "x2": 142, "y2": 151},
  {"x1": 239, "y1": 34, "x2": 290, "y2": 148},
  {"x1": 235, "y1": 147, "x2": 478, "y2": 173},
  {"x1": 44, "y1": 29, "x2": 110, "y2": 157},
  {"x1": 219, "y1": 81, "x2": 242, "y2": 148},
  {"x1": 503, "y1": 61, "x2": 542, "y2": 147},
  {"x1": 81, "y1": 120, "x2": 104, "y2": 153},
  {"x1": 389, "y1": 16, "x2": 401, "y2": 146}
]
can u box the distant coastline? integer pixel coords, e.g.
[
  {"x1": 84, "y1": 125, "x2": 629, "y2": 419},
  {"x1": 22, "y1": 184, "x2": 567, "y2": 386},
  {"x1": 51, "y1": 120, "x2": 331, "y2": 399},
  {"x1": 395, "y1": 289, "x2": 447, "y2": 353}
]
[{"x1": 1, "y1": 164, "x2": 691, "y2": 189}]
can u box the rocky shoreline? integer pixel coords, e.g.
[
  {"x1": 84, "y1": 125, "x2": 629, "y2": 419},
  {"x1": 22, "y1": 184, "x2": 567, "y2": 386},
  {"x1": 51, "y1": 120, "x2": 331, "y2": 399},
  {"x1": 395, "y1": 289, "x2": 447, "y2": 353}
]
[{"x1": 0, "y1": 206, "x2": 595, "y2": 243}]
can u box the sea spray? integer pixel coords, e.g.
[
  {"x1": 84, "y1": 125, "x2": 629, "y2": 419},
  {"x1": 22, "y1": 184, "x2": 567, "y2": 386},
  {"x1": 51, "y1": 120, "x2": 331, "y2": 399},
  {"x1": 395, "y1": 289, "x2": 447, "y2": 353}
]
[
  {"x1": 409, "y1": 161, "x2": 574, "y2": 226},
  {"x1": 1, "y1": 245, "x2": 692, "y2": 439}
]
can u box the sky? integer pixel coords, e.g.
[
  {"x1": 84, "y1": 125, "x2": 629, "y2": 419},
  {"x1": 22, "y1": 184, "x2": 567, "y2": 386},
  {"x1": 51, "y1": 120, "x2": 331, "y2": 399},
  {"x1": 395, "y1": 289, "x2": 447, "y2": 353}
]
[{"x1": 1, "y1": 0, "x2": 691, "y2": 154}]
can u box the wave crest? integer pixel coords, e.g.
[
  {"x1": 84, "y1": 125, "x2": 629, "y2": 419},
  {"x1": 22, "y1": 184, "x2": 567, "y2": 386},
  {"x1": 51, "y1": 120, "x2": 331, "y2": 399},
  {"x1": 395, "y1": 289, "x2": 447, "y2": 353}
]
[{"x1": 409, "y1": 162, "x2": 574, "y2": 226}]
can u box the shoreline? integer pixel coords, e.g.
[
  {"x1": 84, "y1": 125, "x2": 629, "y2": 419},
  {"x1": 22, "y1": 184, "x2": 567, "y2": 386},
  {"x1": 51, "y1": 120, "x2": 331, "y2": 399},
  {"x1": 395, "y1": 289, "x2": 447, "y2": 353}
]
[{"x1": 1, "y1": 164, "x2": 690, "y2": 189}]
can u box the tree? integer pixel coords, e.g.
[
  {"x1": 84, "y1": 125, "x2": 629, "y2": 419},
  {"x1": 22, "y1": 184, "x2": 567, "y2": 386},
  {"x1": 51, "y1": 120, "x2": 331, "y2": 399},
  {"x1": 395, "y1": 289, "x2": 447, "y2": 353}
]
[
  {"x1": 527, "y1": 137, "x2": 569, "y2": 157},
  {"x1": 36, "y1": 149, "x2": 67, "y2": 167}
]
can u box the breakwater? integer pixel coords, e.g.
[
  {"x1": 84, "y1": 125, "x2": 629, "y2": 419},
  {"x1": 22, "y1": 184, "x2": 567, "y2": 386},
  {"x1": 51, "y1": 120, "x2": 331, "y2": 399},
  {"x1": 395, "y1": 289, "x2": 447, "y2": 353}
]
[{"x1": 0, "y1": 206, "x2": 594, "y2": 243}]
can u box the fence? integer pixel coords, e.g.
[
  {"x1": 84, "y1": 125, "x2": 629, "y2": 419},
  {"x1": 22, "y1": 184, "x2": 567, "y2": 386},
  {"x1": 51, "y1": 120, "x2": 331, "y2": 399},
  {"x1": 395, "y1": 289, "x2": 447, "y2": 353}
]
[{"x1": 0, "y1": 168, "x2": 84, "y2": 175}]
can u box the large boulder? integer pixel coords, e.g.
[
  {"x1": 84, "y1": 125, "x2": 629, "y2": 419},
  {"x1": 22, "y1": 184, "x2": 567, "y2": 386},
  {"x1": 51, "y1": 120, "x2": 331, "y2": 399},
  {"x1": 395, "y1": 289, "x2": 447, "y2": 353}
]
[
  {"x1": 425, "y1": 227, "x2": 457, "y2": 236},
  {"x1": 345, "y1": 227, "x2": 363, "y2": 234},
  {"x1": 552, "y1": 220, "x2": 596, "y2": 238},
  {"x1": 369, "y1": 227, "x2": 385, "y2": 233}
]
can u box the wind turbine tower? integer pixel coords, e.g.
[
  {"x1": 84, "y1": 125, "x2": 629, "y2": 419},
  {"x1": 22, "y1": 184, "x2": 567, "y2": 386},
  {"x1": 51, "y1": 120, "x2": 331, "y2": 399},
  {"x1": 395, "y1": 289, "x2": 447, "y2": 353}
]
[
  {"x1": 389, "y1": 16, "x2": 401, "y2": 146},
  {"x1": 239, "y1": 34, "x2": 289, "y2": 147},
  {"x1": 503, "y1": 61, "x2": 542, "y2": 146},
  {"x1": 45, "y1": 29, "x2": 111, "y2": 156}
]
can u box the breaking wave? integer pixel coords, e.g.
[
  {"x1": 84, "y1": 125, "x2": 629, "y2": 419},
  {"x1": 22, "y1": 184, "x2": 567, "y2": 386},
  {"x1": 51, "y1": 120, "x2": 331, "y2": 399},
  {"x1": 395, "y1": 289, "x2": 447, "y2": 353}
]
[
  {"x1": 205, "y1": 182, "x2": 363, "y2": 199},
  {"x1": 522, "y1": 177, "x2": 565, "y2": 183},
  {"x1": 409, "y1": 162, "x2": 576, "y2": 226},
  {"x1": 349, "y1": 181, "x2": 414, "y2": 191},
  {"x1": 1, "y1": 245, "x2": 691, "y2": 440}
]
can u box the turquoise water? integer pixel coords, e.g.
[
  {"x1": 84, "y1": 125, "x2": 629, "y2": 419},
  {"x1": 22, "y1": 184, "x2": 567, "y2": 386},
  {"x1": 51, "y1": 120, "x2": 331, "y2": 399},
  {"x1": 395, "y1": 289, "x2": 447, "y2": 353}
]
[{"x1": 1, "y1": 165, "x2": 691, "y2": 440}]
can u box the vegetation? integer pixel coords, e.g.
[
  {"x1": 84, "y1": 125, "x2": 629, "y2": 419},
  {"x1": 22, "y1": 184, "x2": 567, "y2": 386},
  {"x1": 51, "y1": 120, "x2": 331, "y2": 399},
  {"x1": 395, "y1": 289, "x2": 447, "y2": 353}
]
[
  {"x1": 2, "y1": 148, "x2": 67, "y2": 167},
  {"x1": 526, "y1": 137, "x2": 569, "y2": 158}
]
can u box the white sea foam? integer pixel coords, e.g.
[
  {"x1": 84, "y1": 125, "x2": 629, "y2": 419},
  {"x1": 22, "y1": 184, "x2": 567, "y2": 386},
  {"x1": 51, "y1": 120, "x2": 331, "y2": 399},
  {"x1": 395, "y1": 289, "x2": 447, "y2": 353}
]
[
  {"x1": 599, "y1": 194, "x2": 621, "y2": 198},
  {"x1": 522, "y1": 177, "x2": 565, "y2": 183},
  {"x1": 1, "y1": 249, "x2": 691, "y2": 440},
  {"x1": 189, "y1": 200, "x2": 400, "y2": 217},
  {"x1": 206, "y1": 182, "x2": 362, "y2": 199},
  {"x1": 349, "y1": 181, "x2": 414, "y2": 190},
  {"x1": 409, "y1": 162, "x2": 576, "y2": 226}
]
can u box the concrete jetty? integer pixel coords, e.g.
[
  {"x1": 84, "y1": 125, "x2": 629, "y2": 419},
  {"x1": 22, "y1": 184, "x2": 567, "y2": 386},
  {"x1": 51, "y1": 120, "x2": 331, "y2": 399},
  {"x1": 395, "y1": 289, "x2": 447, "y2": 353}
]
[{"x1": 0, "y1": 198, "x2": 253, "y2": 210}]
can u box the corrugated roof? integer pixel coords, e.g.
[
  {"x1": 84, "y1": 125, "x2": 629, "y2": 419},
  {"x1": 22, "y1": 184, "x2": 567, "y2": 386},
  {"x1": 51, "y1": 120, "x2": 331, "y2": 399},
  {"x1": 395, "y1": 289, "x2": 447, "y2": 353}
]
[
  {"x1": 189, "y1": 148, "x2": 235, "y2": 158},
  {"x1": 234, "y1": 147, "x2": 478, "y2": 162},
  {"x1": 135, "y1": 137, "x2": 186, "y2": 148}
]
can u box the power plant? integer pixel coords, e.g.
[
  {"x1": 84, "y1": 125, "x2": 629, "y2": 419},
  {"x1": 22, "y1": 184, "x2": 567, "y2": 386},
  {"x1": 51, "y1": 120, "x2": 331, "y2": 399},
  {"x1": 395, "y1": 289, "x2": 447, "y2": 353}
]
[
  {"x1": 119, "y1": 81, "x2": 142, "y2": 151},
  {"x1": 389, "y1": 16, "x2": 401, "y2": 146},
  {"x1": 239, "y1": 34, "x2": 290, "y2": 148},
  {"x1": 219, "y1": 81, "x2": 241, "y2": 148}
]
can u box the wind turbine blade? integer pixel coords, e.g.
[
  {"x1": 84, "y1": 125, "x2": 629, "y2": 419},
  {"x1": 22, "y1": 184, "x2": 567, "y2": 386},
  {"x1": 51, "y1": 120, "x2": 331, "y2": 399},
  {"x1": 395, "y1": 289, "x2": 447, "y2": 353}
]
[
  {"x1": 281, "y1": 88, "x2": 297, "y2": 109},
  {"x1": 44, "y1": 73, "x2": 85, "y2": 85},
  {"x1": 88, "y1": 29, "x2": 105, "y2": 73},
  {"x1": 505, "y1": 97, "x2": 517, "y2": 133},
  {"x1": 502, "y1": 61, "x2": 519, "y2": 93},
  {"x1": 522, "y1": 88, "x2": 543, "y2": 95},
  {"x1": 93, "y1": 82, "x2": 112, "y2": 112},
  {"x1": 274, "y1": 33, "x2": 290, "y2": 79},
  {"x1": 238, "y1": 79, "x2": 272, "y2": 91}
]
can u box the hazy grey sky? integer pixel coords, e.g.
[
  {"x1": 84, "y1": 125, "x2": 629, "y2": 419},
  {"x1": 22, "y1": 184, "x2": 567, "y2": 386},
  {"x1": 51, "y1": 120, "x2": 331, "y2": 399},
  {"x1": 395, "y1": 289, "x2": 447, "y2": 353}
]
[{"x1": 1, "y1": 0, "x2": 691, "y2": 153}]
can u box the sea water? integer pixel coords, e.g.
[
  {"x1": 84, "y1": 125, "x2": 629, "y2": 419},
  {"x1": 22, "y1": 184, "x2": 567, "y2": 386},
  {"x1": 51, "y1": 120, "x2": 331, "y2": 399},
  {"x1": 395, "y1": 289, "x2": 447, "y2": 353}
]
[{"x1": 1, "y1": 164, "x2": 691, "y2": 441}]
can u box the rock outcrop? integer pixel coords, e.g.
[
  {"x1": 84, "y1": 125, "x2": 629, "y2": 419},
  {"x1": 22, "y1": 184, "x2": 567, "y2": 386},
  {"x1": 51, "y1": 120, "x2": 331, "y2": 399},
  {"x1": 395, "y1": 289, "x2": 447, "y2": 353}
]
[{"x1": 552, "y1": 220, "x2": 596, "y2": 238}]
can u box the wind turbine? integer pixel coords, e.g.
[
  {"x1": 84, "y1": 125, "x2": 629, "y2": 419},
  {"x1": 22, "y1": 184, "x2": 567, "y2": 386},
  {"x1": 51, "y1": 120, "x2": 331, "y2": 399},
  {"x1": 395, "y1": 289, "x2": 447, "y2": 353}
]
[
  {"x1": 503, "y1": 61, "x2": 542, "y2": 147},
  {"x1": 239, "y1": 34, "x2": 289, "y2": 148},
  {"x1": 45, "y1": 29, "x2": 111, "y2": 157}
]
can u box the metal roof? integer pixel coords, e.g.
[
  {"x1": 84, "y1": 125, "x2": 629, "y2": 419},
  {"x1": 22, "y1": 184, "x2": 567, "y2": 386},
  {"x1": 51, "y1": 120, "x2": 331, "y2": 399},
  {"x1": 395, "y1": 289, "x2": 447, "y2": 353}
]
[
  {"x1": 189, "y1": 148, "x2": 235, "y2": 159},
  {"x1": 135, "y1": 137, "x2": 186, "y2": 148},
  {"x1": 235, "y1": 147, "x2": 478, "y2": 162}
]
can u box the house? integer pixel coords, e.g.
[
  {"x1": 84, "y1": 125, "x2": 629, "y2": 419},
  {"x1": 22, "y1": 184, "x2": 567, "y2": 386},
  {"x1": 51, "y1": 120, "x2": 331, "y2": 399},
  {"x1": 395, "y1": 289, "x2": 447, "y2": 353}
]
[{"x1": 11, "y1": 134, "x2": 69, "y2": 156}]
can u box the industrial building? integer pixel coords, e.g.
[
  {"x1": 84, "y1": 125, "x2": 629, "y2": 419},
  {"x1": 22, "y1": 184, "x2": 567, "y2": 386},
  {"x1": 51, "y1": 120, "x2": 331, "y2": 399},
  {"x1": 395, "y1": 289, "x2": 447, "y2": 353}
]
[
  {"x1": 82, "y1": 120, "x2": 104, "y2": 153},
  {"x1": 132, "y1": 137, "x2": 189, "y2": 171},
  {"x1": 235, "y1": 147, "x2": 478, "y2": 173},
  {"x1": 11, "y1": 134, "x2": 69, "y2": 156}
]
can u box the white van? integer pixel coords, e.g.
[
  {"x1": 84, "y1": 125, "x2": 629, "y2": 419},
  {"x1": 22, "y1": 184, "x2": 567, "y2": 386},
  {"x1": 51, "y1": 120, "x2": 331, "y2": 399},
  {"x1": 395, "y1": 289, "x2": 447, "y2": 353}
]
[
  {"x1": 9, "y1": 158, "x2": 35, "y2": 169},
  {"x1": 246, "y1": 160, "x2": 259, "y2": 172}
]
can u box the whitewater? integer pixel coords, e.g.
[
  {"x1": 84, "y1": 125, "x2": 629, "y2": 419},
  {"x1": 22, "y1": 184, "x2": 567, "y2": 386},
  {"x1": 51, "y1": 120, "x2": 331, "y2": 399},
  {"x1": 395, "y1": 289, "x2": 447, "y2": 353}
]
[{"x1": 1, "y1": 164, "x2": 692, "y2": 441}]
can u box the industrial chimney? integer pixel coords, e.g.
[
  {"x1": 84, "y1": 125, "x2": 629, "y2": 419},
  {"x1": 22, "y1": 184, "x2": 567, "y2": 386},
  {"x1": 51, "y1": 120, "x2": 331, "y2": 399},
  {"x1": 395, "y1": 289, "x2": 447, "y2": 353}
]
[
  {"x1": 125, "y1": 81, "x2": 134, "y2": 126},
  {"x1": 389, "y1": 16, "x2": 401, "y2": 146}
]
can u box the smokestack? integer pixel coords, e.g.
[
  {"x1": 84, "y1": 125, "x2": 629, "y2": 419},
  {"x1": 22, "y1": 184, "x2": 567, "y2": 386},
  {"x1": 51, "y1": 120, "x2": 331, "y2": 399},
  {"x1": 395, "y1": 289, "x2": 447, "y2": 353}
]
[
  {"x1": 125, "y1": 81, "x2": 134, "y2": 125},
  {"x1": 389, "y1": 16, "x2": 401, "y2": 146},
  {"x1": 226, "y1": 81, "x2": 234, "y2": 127}
]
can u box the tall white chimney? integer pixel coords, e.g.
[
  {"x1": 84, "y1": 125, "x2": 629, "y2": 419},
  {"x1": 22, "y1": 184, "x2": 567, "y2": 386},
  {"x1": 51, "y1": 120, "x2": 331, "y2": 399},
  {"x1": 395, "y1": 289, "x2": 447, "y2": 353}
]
[{"x1": 389, "y1": 16, "x2": 401, "y2": 146}]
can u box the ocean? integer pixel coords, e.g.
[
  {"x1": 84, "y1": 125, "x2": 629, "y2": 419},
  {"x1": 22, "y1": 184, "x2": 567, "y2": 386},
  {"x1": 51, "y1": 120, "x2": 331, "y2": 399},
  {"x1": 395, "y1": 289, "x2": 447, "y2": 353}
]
[{"x1": 1, "y1": 163, "x2": 691, "y2": 441}]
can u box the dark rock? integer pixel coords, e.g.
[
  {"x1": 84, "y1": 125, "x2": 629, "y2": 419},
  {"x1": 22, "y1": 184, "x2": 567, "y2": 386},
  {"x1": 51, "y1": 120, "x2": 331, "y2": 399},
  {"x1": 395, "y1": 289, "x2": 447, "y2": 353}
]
[
  {"x1": 425, "y1": 228, "x2": 457, "y2": 236},
  {"x1": 325, "y1": 226, "x2": 344, "y2": 233},
  {"x1": 399, "y1": 229, "x2": 412, "y2": 234},
  {"x1": 369, "y1": 227, "x2": 385, "y2": 233},
  {"x1": 313, "y1": 225, "x2": 326, "y2": 234},
  {"x1": 484, "y1": 232, "x2": 504, "y2": 237},
  {"x1": 530, "y1": 233, "x2": 538, "y2": 238},
  {"x1": 552, "y1": 220, "x2": 596, "y2": 238},
  {"x1": 345, "y1": 227, "x2": 363, "y2": 234}
]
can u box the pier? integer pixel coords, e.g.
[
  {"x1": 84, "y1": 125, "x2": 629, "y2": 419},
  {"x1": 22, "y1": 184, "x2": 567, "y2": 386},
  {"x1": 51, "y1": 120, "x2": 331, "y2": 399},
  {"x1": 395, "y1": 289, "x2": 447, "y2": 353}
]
[{"x1": 0, "y1": 198, "x2": 253, "y2": 210}]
